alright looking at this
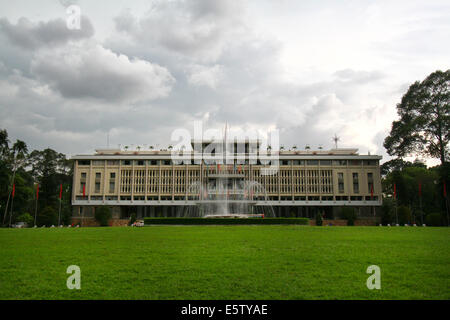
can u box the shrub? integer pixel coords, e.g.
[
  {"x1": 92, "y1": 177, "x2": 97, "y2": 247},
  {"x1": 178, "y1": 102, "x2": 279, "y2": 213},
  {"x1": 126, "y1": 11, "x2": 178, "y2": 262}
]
[
  {"x1": 381, "y1": 198, "x2": 394, "y2": 225},
  {"x1": 425, "y1": 212, "x2": 443, "y2": 226},
  {"x1": 38, "y1": 206, "x2": 57, "y2": 226},
  {"x1": 340, "y1": 207, "x2": 357, "y2": 226},
  {"x1": 129, "y1": 213, "x2": 137, "y2": 226},
  {"x1": 16, "y1": 213, "x2": 34, "y2": 226},
  {"x1": 144, "y1": 218, "x2": 310, "y2": 225},
  {"x1": 94, "y1": 207, "x2": 112, "y2": 226},
  {"x1": 315, "y1": 212, "x2": 323, "y2": 226},
  {"x1": 397, "y1": 206, "x2": 411, "y2": 225}
]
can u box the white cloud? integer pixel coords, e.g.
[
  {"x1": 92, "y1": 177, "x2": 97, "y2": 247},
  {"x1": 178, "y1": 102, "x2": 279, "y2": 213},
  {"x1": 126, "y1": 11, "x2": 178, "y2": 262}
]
[
  {"x1": 0, "y1": 0, "x2": 448, "y2": 165},
  {"x1": 30, "y1": 41, "x2": 175, "y2": 103},
  {"x1": 187, "y1": 64, "x2": 224, "y2": 89}
]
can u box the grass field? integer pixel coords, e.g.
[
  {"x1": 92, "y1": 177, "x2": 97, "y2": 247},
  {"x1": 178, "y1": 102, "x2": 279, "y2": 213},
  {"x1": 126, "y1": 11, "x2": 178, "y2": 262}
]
[{"x1": 0, "y1": 226, "x2": 448, "y2": 300}]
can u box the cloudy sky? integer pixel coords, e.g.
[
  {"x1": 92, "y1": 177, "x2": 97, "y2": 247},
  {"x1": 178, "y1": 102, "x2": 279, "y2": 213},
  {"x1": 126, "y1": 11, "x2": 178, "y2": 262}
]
[{"x1": 0, "y1": 0, "x2": 449, "y2": 164}]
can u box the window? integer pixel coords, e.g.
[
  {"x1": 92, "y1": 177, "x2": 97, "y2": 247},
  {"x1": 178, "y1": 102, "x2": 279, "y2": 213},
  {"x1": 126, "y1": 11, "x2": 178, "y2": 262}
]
[
  {"x1": 307, "y1": 160, "x2": 319, "y2": 166},
  {"x1": 95, "y1": 172, "x2": 101, "y2": 179},
  {"x1": 149, "y1": 160, "x2": 158, "y2": 165},
  {"x1": 364, "y1": 160, "x2": 377, "y2": 166},
  {"x1": 333, "y1": 160, "x2": 347, "y2": 166},
  {"x1": 107, "y1": 160, "x2": 119, "y2": 166},
  {"x1": 109, "y1": 172, "x2": 115, "y2": 193},
  {"x1": 293, "y1": 160, "x2": 304, "y2": 165},
  {"x1": 367, "y1": 173, "x2": 374, "y2": 193},
  {"x1": 109, "y1": 182, "x2": 115, "y2": 193},
  {"x1": 352, "y1": 173, "x2": 359, "y2": 193},
  {"x1": 122, "y1": 160, "x2": 131, "y2": 165},
  {"x1": 136, "y1": 160, "x2": 144, "y2": 166},
  {"x1": 92, "y1": 160, "x2": 104, "y2": 166},
  {"x1": 80, "y1": 173, "x2": 86, "y2": 193},
  {"x1": 320, "y1": 160, "x2": 332, "y2": 166},
  {"x1": 349, "y1": 160, "x2": 361, "y2": 166},
  {"x1": 78, "y1": 160, "x2": 90, "y2": 166},
  {"x1": 95, "y1": 182, "x2": 100, "y2": 193},
  {"x1": 338, "y1": 173, "x2": 344, "y2": 193}
]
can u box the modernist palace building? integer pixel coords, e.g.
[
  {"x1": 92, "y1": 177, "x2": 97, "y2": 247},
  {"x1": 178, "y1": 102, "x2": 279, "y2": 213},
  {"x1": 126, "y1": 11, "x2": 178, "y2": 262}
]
[{"x1": 71, "y1": 140, "x2": 382, "y2": 221}]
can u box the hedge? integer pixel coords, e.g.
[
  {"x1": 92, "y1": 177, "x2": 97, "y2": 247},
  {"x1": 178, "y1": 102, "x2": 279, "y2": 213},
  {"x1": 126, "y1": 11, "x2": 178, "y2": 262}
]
[{"x1": 144, "y1": 217, "x2": 310, "y2": 225}]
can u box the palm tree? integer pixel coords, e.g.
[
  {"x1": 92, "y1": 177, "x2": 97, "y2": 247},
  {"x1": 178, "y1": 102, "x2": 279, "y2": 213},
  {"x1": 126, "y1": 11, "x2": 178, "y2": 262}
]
[
  {"x1": 12, "y1": 140, "x2": 28, "y2": 161},
  {"x1": 3, "y1": 139, "x2": 28, "y2": 225},
  {"x1": 0, "y1": 129, "x2": 9, "y2": 157}
]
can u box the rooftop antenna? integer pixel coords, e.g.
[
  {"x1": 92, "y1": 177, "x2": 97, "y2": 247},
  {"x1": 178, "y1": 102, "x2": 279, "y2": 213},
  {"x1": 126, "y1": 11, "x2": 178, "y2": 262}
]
[
  {"x1": 106, "y1": 130, "x2": 110, "y2": 148},
  {"x1": 332, "y1": 134, "x2": 340, "y2": 149}
]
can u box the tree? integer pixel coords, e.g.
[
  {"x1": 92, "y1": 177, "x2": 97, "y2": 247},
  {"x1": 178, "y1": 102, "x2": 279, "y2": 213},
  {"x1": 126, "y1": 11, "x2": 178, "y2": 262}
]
[
  {"x1": 340, "y1": 207, "x2": 357, "y2": 226},
  {"x1": 397, "y1": 206, "x2": 412, "y2": 225},
  {"x1": 315, "y1": 211, "x2": 323, "y2": 226},
  {"x1": 28, "y1": 148, "x2": 71, "y2": 209},
  {"x1": 95, "y1": 207, "x2": 112, "y2": 226},
  {"x1": 38, "y1": 206, "x2": 58, "y2": 226},
  {"x1": 384, "y1": 70, "x2": 449, "y2": 165},
  {"x1": 17, "y1": 213, "x2": 33, "y2": 226}
]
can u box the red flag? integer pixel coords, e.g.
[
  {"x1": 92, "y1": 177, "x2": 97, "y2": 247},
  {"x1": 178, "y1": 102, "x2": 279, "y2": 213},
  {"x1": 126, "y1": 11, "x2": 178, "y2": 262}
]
[
  {"x1": 12, "y1": 183, "x2": 15, "y2": 198},
  {"x1": 82, "y1": 184, "x2": 86, "y2": 197},
  {"x1": 393, "y1": 183, "x2": 396, "y2": 199},
  {"x1": 238, "y1": 165, "x2": 242, "y2": 173},
  {"x1": 444, "y1": 182, "x2": 447, "y2": 198},
  {"x1": 59, "y1": 184, "x2": 63, "y2": 199},
  {"x1": 217, "y1": 164, "x2": 221, "y2": 172},
  {"x1": 418, "y1": 182, "x2": 422, "y2": 197},
  {"x1": 36, "y1": 184, "x2": 39, "y2": 200},
  {"x1": 370, "y1": 184, "x2": 374, "y2": 199}
]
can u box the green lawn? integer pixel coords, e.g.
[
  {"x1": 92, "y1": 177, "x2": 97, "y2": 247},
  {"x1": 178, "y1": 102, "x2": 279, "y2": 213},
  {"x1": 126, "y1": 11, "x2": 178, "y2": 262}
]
[{"x1": 0, "y1": 226, "x2": 448, "y2": 299}]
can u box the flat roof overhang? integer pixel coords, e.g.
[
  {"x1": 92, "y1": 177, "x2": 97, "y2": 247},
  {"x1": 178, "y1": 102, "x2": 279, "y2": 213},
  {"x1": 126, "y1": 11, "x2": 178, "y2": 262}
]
[
  {"x1": 72, "y1": 200, "x2": 382, "y2": 206},
  {"x1": 71, "y1": 154, "x2": 382, "y2": 161}
]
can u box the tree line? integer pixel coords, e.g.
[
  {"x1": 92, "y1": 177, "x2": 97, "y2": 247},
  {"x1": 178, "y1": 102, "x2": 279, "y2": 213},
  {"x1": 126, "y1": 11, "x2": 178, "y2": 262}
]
[
  {"x1": 0, "y1": 129, "x2": 73, "y2": 226},
  {"x1": 381, "y1": 70, "x2": 449, "y2": 226}
]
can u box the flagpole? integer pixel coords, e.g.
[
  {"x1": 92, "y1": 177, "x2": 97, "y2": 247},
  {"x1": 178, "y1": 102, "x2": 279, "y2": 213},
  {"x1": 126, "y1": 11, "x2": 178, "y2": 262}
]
[
  {"x1": 445, "y1": 182, "x2": 449, "y2": 227},
  {"x1": 9, "y1": 187, "x2": 14, "y2": 227},
  {"x1": 34, "y1": 200, "x2": 38, "y2": 226},
  {"x1": 2, "y1": 167, "x2": 16, "y2": 225},
  {"x1": 445, "y1": 197, "x2": 449, "y2": 227},
  {"x1": 393, "y1": 183, "x2": 398, "y2": 225},
  {"x1": 58, "y1": 199, "x2": 62, "y2": 226},
  {"x1": 419, "y1": 194, "x2": 423, "y2": 225},
  {"x1": 58, "y1": 184, "x2": 62, "y2": 226}
]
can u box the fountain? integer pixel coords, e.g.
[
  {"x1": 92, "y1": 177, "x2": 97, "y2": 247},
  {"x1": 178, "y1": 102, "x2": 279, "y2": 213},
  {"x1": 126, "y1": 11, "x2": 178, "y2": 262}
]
[{"x1": 185, "y1": 164, "x2": 275, "y2": 218}]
